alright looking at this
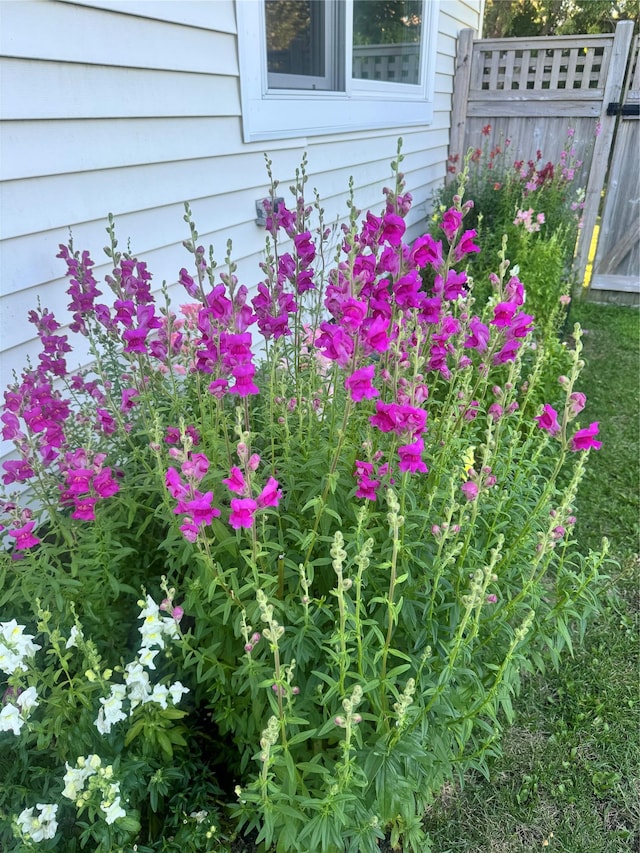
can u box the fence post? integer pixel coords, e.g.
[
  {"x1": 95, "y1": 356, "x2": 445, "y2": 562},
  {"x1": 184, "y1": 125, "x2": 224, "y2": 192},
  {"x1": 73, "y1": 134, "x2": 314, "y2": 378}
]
[
  {"x1": 447, "y1": 28, "x2": 476, "y2": 184},
  {"x1": 575, "y1": 20, "x2": 635, "y2": 284}
]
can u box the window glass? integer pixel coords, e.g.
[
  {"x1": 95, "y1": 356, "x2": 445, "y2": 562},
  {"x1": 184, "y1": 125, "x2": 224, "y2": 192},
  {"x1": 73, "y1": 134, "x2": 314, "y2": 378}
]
[
  {"x1": 352, "y1": 0, "x2": 423, "y2": 85},
  {"x1": 265, "y1": 0, "x2": 330, "y2": 88}
]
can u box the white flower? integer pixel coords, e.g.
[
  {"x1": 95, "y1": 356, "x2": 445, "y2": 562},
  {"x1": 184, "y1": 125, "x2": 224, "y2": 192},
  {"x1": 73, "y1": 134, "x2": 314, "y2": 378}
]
[
  {"x1": 36, "y1": 803, "x2": 58, "y2": 823},
  {"x1": 138, "y1": 597, "x2": 179, "y2": 648},
  {"x1": 149, "y1": 684, "x2": 169, "y2": 709},
  {"x1": 0, "y1": 620, "x2": 41, "y2": 675},
  {"x1": 65, "y1": 625, "x2": 83, "y2": 649},
  {"x1": 0, "y1": 702, "x2": 23, "y2": 736},
  {"x1": 95, "y1": 684, "x2": 127, "y2": 734},
  {"x1": 0, "y1": 645, "x2": 24, "y2": 675},
  {"x1": 87, "y1": 753, "x2": 102, "y2": 771},
  {"x1": 138, "y1": 594, "x2": 160, "y2": 620},
  {"x1": 16, "y1": 685, "x2": 39, "y2": 716},
  {"x1": 101, "y1": 795, "x2": 126, "y2": 825},
  {"x1": 16, "y1": 803, "x2": 58, "y2": 842},
  {"x1": 168, "y1": 681, "x2": 189, "y2": 705},
  {"x1": 190, "y1": 809, "x2": 208, "y2": 823},
  {"x1": 137, "y1": 647, "x2": 159, "y2": 670},
  {"x1": 124, "y1": 662, "x2": 151, "y2": 710},
  {"x1": 139, "y1": 617, "x2": 166, "y2": 649},
  {"x1": 62, "y1": 762, "x2": 96, "y2": 801},
  {"x1": 161, "y1": 617, "x2": 180, "y2": 642}
]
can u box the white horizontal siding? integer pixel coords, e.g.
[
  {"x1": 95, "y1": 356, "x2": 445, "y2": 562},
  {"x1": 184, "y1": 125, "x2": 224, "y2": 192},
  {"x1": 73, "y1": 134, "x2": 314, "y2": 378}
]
[
  {"x1": 1, "y1": 59, "x2": 240, "y2": 120},
  {"x1": 1, "y1": 0, "x2": 237, "y2": 72},
  {"x1": 55, "y1": 0, "x2": 238, "y2": 33},
  {"x1": 0, "y1": 0, "x2": 481, "y2": 455},
  {"x1": 1, "y1": 117, "x2": 301, "y2": 181}
]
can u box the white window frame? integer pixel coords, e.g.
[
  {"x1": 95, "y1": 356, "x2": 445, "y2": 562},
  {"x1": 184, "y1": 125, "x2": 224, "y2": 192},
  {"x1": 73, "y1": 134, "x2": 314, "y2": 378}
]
[{"x1": 236, "y1": 0, "x2": 440, "y2": 143}]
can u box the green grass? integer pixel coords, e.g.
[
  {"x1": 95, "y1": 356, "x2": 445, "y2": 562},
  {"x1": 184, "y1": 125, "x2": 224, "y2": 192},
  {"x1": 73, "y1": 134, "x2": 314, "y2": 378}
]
[{"x1": 422, "y1": 301, "x2": 640, "y2": 853}]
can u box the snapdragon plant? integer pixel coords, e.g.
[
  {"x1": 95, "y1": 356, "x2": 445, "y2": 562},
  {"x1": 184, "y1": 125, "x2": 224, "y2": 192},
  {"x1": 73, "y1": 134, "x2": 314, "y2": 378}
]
[{"x1": 0, "y1": 143, "x2": 606, "y2": 852}]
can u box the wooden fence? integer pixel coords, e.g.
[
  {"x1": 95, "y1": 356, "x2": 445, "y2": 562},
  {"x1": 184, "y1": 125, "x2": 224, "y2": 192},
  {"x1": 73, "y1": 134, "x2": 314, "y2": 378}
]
[{"x1": 448, "y1": 21, "x2": 638, "y2": 299}]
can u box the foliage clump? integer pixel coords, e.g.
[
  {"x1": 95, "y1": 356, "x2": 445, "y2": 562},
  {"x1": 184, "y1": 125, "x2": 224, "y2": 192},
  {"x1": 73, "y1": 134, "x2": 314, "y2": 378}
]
[{"x1": 0, "y1": 144, "x2": 606, "y2": 852}]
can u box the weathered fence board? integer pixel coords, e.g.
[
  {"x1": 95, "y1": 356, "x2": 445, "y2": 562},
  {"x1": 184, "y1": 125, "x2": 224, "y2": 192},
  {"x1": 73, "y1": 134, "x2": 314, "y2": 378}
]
[
  {"x1": 590, "y1": 35, "x2": 640, "y2": 293},
  {"x1": 448, "y1": 21, "x2": 638, "y2": 295}
]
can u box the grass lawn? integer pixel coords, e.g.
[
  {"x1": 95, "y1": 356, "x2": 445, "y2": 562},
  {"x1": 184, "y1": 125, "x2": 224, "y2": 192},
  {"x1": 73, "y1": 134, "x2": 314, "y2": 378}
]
[{"x1": 422, "y1": 300, "x2": 640, "y2": 852}]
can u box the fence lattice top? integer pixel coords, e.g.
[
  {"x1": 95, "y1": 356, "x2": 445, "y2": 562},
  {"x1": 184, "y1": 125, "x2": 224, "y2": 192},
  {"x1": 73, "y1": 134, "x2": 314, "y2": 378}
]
[{"x1": 472, "y1": 36, "x2": 613, "y2": 95}]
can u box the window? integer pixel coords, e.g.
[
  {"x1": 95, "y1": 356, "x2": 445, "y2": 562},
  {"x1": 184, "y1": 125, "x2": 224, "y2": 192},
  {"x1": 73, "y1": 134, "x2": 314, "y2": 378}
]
[{"x1": 237, "y1": 0, "x2": 439, "y2": 142}]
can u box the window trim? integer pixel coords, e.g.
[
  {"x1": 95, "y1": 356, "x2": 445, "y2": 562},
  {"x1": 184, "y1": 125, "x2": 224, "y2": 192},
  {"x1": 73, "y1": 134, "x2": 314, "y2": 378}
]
[{"x1": 236, "y1": 0, "x2": 440, "y2": 143}]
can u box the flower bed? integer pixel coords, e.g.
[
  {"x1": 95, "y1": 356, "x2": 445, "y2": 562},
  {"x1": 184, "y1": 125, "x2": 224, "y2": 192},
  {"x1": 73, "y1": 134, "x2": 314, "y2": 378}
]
[{"x1": 1, "y1": 145, "x2": 604, "y2": 852}]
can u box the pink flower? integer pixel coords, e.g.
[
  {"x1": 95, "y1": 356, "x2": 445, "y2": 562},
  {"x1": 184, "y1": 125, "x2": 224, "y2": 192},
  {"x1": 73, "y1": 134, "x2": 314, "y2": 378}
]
[
  {"x1": 92, "y1": 469, "x2": 119, "y2": 499},
  {"x1": 461, "y1": 481, "x2": 478, "y2": 501},
  {"x1": 361, "y1": 314, "x2": 391, "y2": 354},
  {"x1": 223, "y1": 466, "x2": 247, "y2": 494},
  {"x1": 568, "y1": 392, "x2": 586, "y2": 416},
  {"x1": 441, "y1": 208, "x2": 463, "y2": 241},
  {"x1": 316, "y1": 322, "x2": 354, "y2": 367},
  {"x1": 229, "y1": 498, "x2": 258, "y2": 529},
  {"x1": 442, "y1": 269, "x2": 468, "y2": 301},
  {"x1": 534, "y1": 404, "x2": 561, "y2": 436},
  {"x1": 72, "y1": 496, "x2": 97, "y2": 521},
  {"x1": 393, "y1": 271, "x2": 422, "y2": 309},
  {"x1": 165, "y1": 467, "x2": 188, "y2": 499},
  {"x1": 345, "y1": 365, "x2": 379, "y2": 403},
  {"x1": 508, "y1": 312, "x2": 534, "y2": 339},
  {"x1": 230, "y1": 364, "x2": 259, "y2": 397},
  {"x1": 96, "y1": 408, "x2": 116, "y2": 435},
  {"x1": 493, "y1": 339, "x2": 522, "y2": 365},
  {"x1": 411, "y1": 234, "x2": 443, "y2": 270},
  {"x1": 454, "y1": 229, "x2": 480, "y2": 263},
  {"x1": 464, "y1": 317, "x2": 490, "y2": 351},
  {"x1": 419, "y1": 296, "x2": 442, "y2": 325},
  {"x1": 181, "y1": 492, "x2": 220, "y2": 526},
  {"x1": 180, "y1": 520, "x2": 199, "y2": 542},
  {"x1": 570, "y1": 422, "x2": 602, "y2": 451},
  {"x1": 505, "y1": 276, "x2": 524, "y2": 306},
  {"x1": 2, "y1": 459, "x2": 35, "y2": 485},
  {"x1": 491, "y1": 302, "x2": 517, "y2": 327},
  {"x1": 8, "y1": 520, "x2": 40, "y2": 550},
  {"x1": 380, "y1": 213, "x2": 406, "y2": 246},
  {"x1": 209, "y1": 378, "x2": 229, "y2": 398},
  {"x1": 355, "y1": 473, "x2": 380, "y2": 500},
  {"x1": 182, "y1": 453, "x2": 209, "y2": 481},
  {"x1": 397, "y1": 437, "x2": 428, "y2": 474},
  {"x1": 257, "y1": 477, "x2": 281, "y2": 508},
  {"x1": 120, "y1": 388, "x2": 140, "y2": 412}
]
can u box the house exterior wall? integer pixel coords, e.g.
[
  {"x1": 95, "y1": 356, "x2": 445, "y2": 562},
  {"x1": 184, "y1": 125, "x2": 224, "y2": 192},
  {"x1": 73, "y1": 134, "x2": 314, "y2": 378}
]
[{"x1": 0, "y1": 0, "x2": 481, "y2": 395}]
